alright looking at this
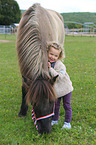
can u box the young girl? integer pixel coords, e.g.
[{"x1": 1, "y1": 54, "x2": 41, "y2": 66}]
[{"x1": 47, "y1": 42, "x2": 73, "y2": 129}]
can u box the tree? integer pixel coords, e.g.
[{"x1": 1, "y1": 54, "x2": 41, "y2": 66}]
[{"x1": 0, "y1": 0, "x2": 21, "y2": 25}]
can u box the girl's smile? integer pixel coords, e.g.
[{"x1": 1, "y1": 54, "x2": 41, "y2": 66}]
[{"x1": 48, "y1": 47, "x2": 60, "y2": 63}]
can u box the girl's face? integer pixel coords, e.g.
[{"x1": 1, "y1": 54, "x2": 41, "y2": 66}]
[{"x1": 48, "y1": 47, "x2": 60, "y2": 63}]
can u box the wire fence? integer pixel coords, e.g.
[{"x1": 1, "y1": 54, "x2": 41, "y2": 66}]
[
  {"x1": 65, "y1": 28, "x2": 96, "y2": 36},
  {"x1": 64, "y1": 21, "x2": 96, "y2": 36},
  {"x1": 0, "y1": 25, "x2": 11, "y2": 34},
  {"x1": 0, "y1": 25, "x2": 17, "y2": 35},
  {"x1": 0, "y1": 21, "x2": 96, "y2": 36}
]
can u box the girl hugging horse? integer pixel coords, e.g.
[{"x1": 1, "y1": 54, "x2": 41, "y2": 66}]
[{"x1": 16, "y1": 3, "x2": 65, "y2": 134}]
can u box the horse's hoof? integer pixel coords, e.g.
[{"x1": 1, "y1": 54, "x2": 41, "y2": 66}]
[
  {"x1": 18, "y1": 116, "x2": 25, "y2": 119},
  {"x1": 18, "y1": 111, "x2": 26, "y2": 117},
  {"x1": 18, "y1": 114, "x2": 26, "y2": 119},
  {"x1": 18, "y1": 112, "x2": 22, "y2": 117}
]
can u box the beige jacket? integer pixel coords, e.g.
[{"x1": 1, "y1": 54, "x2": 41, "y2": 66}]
[{"x1": 49, "y1": 60, "x2": 73, "y2": 98}]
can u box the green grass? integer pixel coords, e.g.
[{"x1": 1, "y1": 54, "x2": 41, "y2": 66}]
[{"x1": 0, "y1": 35, "x2": 96, "y2": 145}]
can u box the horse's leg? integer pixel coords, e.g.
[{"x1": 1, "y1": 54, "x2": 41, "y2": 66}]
[{"x1": 18, "y1": 85, "x2": 28, "y2": 117}]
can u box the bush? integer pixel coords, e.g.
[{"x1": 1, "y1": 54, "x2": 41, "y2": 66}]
[{"x1": 0, "y1": 0, "x2": 21, "y2": 25}]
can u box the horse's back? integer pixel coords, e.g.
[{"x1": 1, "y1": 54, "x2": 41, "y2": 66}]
[{"x1": 35, "y1": 5, "x2": 65, "y2": 45}]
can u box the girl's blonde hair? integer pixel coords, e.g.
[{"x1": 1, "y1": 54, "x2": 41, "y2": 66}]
[{"x1": 47, "y1": 41, "x2": 65, "y2": 60}]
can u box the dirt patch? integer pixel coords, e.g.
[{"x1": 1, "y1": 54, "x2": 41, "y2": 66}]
[{"x1": 0, "y1": 40, "x2": 13, "y2": 43}]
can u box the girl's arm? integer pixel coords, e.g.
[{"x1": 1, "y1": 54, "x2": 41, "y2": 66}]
[{"x1": 49, "y1": 61, "x2": 66, "y2": 79}]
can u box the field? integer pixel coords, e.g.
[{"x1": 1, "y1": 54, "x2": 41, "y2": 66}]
[{"x1": 0, "y1": 34, "x2": 96, "y2": 145}]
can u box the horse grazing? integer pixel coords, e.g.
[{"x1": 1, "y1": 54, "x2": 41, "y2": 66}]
[{"x1": 16, "y1": 3, "x2": 65, "y2": 134}]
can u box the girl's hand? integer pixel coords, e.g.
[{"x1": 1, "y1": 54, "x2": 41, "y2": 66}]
[{"x1": 48, "y1": 61, "x2": 51, "y2": 68}]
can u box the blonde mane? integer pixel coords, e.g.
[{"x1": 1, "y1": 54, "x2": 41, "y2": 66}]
[{"x1": 16, "y1": 3, "x2": 65, "y2": 80}]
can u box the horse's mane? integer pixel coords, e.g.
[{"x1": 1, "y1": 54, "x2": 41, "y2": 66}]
[
  {"x1": 26, "y1": 75, "x2": 56, "y2": 105},
  {"x1": 16, "y1": 3, "x2": 65, "y2": 80},
  {"x1": 16, "y1": 4, "x2": 49, "y2": 79}
]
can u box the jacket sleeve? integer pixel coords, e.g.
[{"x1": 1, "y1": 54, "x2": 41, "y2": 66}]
[{"x1": 49, "y1": 61, "x2": 66, "y2": 79}]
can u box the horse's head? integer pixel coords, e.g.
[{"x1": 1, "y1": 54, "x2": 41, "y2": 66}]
[
  {"x1": 32, "y1": 98, "x2": 55, "y2": 134},
  {"x1": 23, "y1": 75, "x2": 58, "y2": 134}
]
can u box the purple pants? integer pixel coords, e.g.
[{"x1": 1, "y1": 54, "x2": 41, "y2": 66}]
[{"x1": 52, "y1": 92, "x2": 72, "y2": 123}]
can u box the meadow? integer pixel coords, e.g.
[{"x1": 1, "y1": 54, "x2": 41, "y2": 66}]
[{"x1": 0, "y1": 34, "x2": 96, "y2": 145}]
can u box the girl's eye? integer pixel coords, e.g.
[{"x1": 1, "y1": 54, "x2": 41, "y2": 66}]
[{"x1": 54, "y1": 55, "x2": 58, "y2": 57}]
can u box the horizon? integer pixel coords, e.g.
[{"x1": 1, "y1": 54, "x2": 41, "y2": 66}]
[{"x1": 21, "y1": 9, "x2": 96, "y2": 14}]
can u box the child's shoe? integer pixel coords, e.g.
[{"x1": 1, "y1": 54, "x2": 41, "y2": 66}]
[
  {"x1": 61, "y1": 122, "x2": 71, "y2": 129},
  {"x1": 51, "y1": 120, "x2": 58, "y2": 126}
]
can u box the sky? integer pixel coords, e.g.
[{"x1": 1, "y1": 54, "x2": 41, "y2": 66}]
[{"x1": 15, "y1": 0, "x2": 96, "y2": 13}]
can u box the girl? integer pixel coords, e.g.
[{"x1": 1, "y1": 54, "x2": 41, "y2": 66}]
[{"x1": 47, "y1": 42, "x2": 73, "y2": 129}]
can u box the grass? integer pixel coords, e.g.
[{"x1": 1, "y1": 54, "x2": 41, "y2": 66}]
[{"x1": 0, "y1": 34, "x2": 96, "y2": 145}]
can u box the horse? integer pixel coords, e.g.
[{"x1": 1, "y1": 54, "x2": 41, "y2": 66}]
[{"x1": 16, "y1": 3, "x2": 65, "y2": 134}]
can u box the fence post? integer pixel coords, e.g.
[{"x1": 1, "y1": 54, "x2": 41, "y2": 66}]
[
  {"x1": 73, "y1": 28, "x2": 74, "y2": 36},
  {"x1": 93, "y1": 28, "x2": 94, "y2": 37},
  {"x1": 81, "y1": 27, "x2": 82, "y2": 37}
]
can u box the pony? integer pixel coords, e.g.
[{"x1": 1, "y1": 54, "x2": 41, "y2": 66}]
[{"x1": 16, "y1": 3, "x2": 65, "y2": 134}]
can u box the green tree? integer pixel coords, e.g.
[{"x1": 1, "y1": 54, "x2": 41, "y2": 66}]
[{"x1": 0, "y1": 0, "x2": 21, "y2": 25}]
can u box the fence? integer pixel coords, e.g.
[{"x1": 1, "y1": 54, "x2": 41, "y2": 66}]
[
  {"x1": 65, "y1": 28, "x2": 96, "y2": 36},
  {"x1": 64, "y1": 21, "x2": 96, "y2": 36},
  {"x1": 0, "y1": 25, "x2": 11, "y2": 34},
  {"x1": 0, "y1": 23, "x2": 96, "y2": 36}
]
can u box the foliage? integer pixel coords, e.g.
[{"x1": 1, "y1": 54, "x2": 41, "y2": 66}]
[
  {"x1": 61, "y1": 12, "x2": 96, "y2": 28},
  {"x1": 0, "y1": 35, "x2": 96, "y2": 145},
  {"x1": 65, "y1": 23, "x2": 82, "y2": 29},
  {"x1": 61, "y1": 12, "x2": 96, "y2": 24},
  {"x1": 0, "y1": 0, "x2": 21, "y2": 25}
]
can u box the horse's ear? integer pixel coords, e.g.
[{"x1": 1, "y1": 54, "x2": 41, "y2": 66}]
[
  {"x1": 22, "y1": 75, "x2": 32, "y2": 86},
  {"x1": 50, "y1": 75, "x2": 59, "y2": 85}
]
